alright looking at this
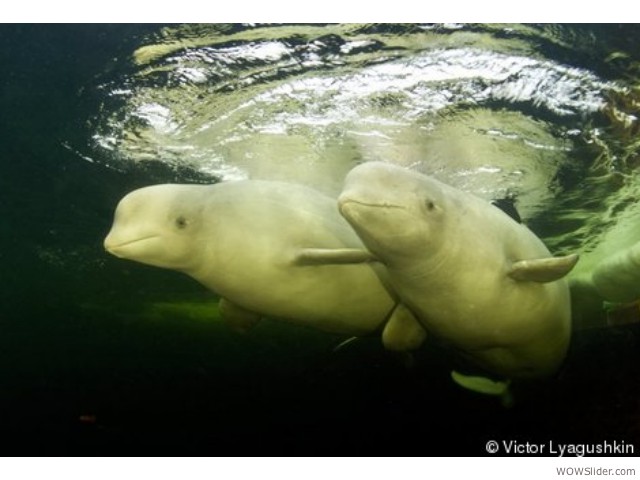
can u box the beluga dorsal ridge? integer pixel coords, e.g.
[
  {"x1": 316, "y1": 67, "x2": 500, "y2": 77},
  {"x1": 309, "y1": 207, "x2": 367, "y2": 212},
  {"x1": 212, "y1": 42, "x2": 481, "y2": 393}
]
[
  {"x1": 104, "y1": 179, "x2": 426, "y2": 351},
  {"x1": 338, "y1": 161, "x2": 578, "y2": 388}
]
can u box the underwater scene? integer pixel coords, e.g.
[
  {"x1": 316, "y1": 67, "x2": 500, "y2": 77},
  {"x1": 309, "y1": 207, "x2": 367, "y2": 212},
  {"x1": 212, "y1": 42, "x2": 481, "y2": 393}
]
[{"x1": 1, "y1": 24, "x2": 640, "y2": 456}]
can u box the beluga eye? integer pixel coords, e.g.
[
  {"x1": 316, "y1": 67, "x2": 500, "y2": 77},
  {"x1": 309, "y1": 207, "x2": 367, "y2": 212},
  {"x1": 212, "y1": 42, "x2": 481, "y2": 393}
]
[
  {"x1": 425, "y1": 200, "x2": 436, "y2": 211},
  {"x1": 175, "y1": 216, "x2": 189, "y2": 229}
]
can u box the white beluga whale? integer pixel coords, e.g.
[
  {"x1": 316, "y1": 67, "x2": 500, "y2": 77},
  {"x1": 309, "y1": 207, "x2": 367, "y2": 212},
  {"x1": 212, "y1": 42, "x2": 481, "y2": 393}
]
[
  {"x1": 337, "y1": 162, "x2": 579, "y2": 390},
  {"x1": 569, "y1": 241, "x2": 640, "y2": 329},
  {"x1": 104, "y1": 179, "x2": 426, "y2": 351},
  {"x1": 591, "y1": 242, "x2": 640, "y2": 304},
  {"x1": 565, "y1": 187, "x2": 640, "y2": 328}
]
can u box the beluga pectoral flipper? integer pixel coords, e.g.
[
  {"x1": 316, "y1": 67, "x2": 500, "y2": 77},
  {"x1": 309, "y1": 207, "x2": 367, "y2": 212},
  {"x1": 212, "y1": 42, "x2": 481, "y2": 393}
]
[{"x1": 508, "y1": 254, "x2": 580, "y2": 283}]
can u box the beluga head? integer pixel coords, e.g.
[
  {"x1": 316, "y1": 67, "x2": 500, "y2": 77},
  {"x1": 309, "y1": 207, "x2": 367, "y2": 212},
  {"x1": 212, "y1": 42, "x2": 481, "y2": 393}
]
[
  {"x1": 338, "y1": 161, "x2": 451, "y2": 263},
  {"x1": 104, "y1": 184, "x2": 208, "y2": 272}
]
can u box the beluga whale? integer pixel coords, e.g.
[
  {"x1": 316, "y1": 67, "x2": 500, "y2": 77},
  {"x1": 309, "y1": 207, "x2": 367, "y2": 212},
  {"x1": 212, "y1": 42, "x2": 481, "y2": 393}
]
[
  {"x1": 590, "y1": 242, "x2": 640, "y2": 304},
  {"x1": 337, "y1": 161, "x2": 579, "y2": 392},
  {"x1": 104, "y1": 179, "x2": 426, "y2": 351}
]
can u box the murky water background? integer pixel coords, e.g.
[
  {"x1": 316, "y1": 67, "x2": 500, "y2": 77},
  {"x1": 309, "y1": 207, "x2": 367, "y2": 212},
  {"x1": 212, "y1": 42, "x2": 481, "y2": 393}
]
[{"x1": 1, "y1": 24, "x2": 639, "y2": 455}]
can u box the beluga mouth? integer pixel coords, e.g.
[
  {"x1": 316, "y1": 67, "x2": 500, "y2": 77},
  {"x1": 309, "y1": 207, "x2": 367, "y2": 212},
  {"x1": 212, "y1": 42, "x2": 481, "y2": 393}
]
[
  {"x1": 103, "y1": 234, "x2": 160, "y2": 253},
  {"x1": 337, "y1": 194, "x2": 405, "y2": 220},
  {"x1": 339, "y1": 198, "x2": 404, "y2": 210}
]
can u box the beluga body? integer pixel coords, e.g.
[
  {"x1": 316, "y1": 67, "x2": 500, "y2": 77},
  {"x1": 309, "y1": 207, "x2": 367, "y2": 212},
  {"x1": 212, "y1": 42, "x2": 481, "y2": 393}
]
[
  {"x1": 104, "y1": 179, "x2": 426, "y2": 351},
  {"x1": 338, "y1": 161, "x2": 578, "y2": 382}
]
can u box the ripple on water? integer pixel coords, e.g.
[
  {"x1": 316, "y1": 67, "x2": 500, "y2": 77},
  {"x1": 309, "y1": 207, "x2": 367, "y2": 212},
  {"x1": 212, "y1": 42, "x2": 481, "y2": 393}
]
[{"x1": 89, "y1": 24, "x2": 636, "y2": 256}]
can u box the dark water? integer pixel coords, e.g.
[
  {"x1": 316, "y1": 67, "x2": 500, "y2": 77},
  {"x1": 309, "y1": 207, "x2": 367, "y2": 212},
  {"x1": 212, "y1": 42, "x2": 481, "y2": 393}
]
[{"x1": 1, "y1": 24, "x2": 639, "y2": 455}]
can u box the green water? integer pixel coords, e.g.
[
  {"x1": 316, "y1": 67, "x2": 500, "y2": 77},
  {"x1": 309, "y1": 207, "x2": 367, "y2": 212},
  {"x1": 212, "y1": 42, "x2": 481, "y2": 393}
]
[{"x1": 1, "y1": 24, "x2": 639, "y2": 455}]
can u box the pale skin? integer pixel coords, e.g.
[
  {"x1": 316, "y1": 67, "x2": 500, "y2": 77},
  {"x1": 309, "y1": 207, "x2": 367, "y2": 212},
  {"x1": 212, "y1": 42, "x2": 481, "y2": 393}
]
[
  {"x1": 104, "y1": 180, "x2": 426, "y2": 351},
  {"x1": 591, "y1": 241, "x2": 640, "y2": 303},
  {"x1": 338, "y1": 162, "x2": 578, "y2": 381}
]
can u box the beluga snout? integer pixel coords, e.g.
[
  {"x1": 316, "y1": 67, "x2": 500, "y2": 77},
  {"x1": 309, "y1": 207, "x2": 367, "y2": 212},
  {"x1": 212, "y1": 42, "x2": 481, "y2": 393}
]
[{"x1": 339, "y1": 161, "x2": 446, "y2": 257}]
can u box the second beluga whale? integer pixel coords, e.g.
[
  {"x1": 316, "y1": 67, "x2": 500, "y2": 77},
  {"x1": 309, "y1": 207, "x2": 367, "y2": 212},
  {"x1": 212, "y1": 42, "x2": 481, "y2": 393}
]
[{"x1": 337, "y1": 162, "x2": 579, "y2": 390}]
